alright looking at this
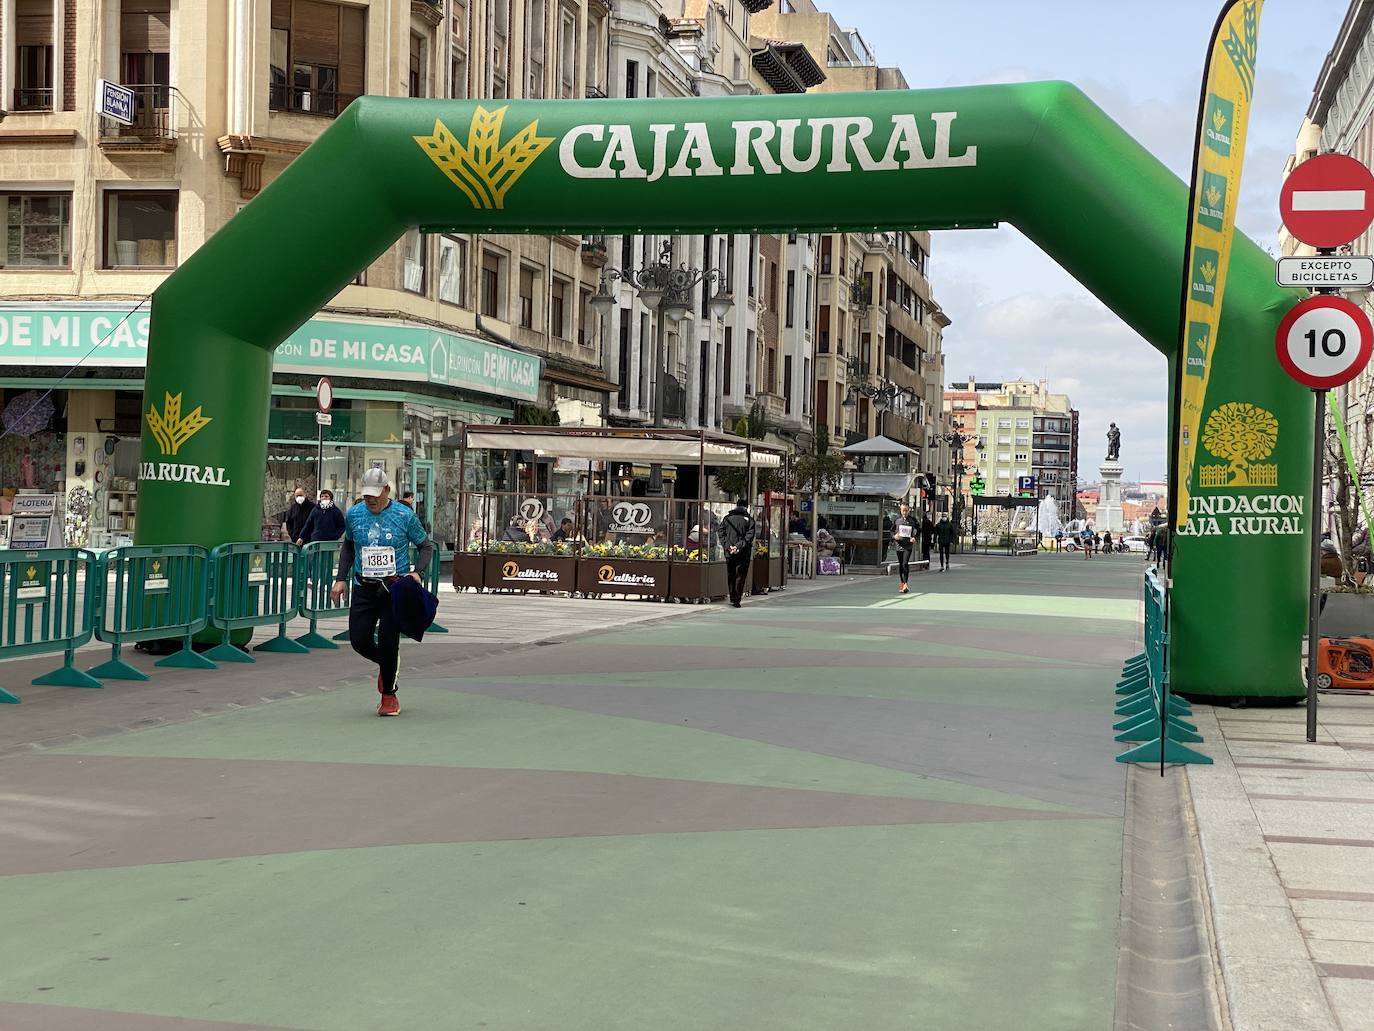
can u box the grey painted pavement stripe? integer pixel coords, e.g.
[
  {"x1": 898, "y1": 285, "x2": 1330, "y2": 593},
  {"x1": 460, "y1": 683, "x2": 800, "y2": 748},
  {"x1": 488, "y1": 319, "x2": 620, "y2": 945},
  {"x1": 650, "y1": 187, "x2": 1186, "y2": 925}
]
[
  {"x1": 0, "y1": 754, "x2": 1092, "y2": 876},
  {"x1": 1263, "y1": 834, "x2": 1374, "y2": 848},
  {"x1": 1315, "y1": 963, "x2": 1374, "y2": 981},
  {"x1": 0, "y1": 1001, "x2": 306, "y2": 1031},
  {"x1": 437, "y1": 680, "x2": 1124, "y2": 814},
  {"x1": 1288, "y1": 888, "x2": 1374, "y2": 902},
  {"x1": 1234, "y1": 763, "x2": 1374, "y2": 773},
  {"x1": 1249, "y1": 794, "x2": 1374, "y2": 804}
]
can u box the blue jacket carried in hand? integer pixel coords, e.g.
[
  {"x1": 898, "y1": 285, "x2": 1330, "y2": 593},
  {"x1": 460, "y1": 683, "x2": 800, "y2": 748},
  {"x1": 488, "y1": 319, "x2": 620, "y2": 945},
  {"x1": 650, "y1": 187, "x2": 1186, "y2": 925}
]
[{"x1": 389, "y1": 573, "x2": 439, "y2": 642}]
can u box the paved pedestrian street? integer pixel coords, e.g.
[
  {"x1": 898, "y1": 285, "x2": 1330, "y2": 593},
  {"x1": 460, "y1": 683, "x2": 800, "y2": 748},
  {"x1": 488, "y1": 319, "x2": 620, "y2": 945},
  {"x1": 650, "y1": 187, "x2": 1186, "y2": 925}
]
[{"x1": 0, "y1": 556, "x2": 1141, "y2": 1031}]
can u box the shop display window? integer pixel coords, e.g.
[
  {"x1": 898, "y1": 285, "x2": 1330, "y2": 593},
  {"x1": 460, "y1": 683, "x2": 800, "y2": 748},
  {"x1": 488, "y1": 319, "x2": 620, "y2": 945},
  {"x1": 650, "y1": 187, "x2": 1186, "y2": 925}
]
[
  {"x1": 4, "y1": 192, "x2": 71, "y2": 268},
  {"x1": 103, "y1": 190, "x2": 178, "y2": 268}
]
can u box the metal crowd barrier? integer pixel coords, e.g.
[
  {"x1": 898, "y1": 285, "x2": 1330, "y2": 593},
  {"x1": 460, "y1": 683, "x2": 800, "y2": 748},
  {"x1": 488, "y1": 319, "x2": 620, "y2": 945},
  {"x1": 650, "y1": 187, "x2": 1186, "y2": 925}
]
[
  {"x1": 1114, "y1": 566, "x2": 1211, "y2": 769},
  {"x1": 296, "y1": 541, "x2": 350, "y2": 649},
  {"x1": 206, "y1": 542, "x2": 310, "y2": 662},
  {"x1": 0, "y1": 548, "x2": 100, "y2": 703},
  {"x1": 89, "y1": 545, "x2": 217, "y2": 679}
]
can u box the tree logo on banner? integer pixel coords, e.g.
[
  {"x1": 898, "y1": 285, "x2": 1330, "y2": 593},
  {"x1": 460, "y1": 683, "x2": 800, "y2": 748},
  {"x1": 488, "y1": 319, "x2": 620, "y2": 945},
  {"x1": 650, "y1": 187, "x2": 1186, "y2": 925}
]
[
  {"x1": 1200, "y1": 402, "x2": 1279, "y2": 489},
  {"x1": 414, "y1": 106, "x2": 555, "y2": 210},
  {"x1": 146, "y1": 392, "x2": 212, "y2": 456}
]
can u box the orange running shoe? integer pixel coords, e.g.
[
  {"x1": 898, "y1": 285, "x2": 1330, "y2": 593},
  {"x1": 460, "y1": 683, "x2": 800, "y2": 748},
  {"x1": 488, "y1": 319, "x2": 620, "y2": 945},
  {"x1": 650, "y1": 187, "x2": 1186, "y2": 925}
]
[{"x1": 377, "y1": 694, "x2": 401, "y2": 717}]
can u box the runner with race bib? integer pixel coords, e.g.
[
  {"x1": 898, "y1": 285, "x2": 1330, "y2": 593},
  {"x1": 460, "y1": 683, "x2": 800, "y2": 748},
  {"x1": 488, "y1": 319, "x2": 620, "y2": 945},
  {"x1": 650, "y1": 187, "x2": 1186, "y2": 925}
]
[{"x1": 331, "y1": 468, "x2": 433, "y2": 716}]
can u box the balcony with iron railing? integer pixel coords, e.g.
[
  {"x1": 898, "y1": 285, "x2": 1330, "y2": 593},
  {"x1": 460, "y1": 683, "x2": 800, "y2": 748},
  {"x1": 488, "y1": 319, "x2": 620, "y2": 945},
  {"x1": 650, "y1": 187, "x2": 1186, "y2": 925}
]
[
  {"x1": 99, "y1": 85, "x2": 186, "y2": 153},
  {"x1": 13, "y1": 86, "x2": 56, "y2": 111},
  {"x1": 269, "y1": 83, "x2": 359, "y2": 118}
]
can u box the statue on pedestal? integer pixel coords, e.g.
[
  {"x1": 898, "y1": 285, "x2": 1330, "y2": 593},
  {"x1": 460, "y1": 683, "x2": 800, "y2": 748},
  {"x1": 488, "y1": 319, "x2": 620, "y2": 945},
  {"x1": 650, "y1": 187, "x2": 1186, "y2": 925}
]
[{"x1": 1106, "y1": 423, "x2": 1121, "y2": 462}]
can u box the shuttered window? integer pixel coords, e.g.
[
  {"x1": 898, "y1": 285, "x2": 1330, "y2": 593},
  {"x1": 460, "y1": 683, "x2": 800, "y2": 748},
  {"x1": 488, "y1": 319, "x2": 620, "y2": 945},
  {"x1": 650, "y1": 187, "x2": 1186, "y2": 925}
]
[
  {"x1": 14, "y1": 0, "x2": 55, "y2": 110},
  {"x1": 121, "y1": 0, "x2": 170, "y2": 53},
  {"x1": 268, "y1": 0, "x2": 366, "y2": 116}
]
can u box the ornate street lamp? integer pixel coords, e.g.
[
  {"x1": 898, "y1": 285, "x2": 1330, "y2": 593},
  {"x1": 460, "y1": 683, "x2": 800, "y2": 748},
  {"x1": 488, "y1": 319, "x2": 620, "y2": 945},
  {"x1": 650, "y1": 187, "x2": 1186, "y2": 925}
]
[{"x1": 589, "y1": 239, "x2": 734, "y2": 493}]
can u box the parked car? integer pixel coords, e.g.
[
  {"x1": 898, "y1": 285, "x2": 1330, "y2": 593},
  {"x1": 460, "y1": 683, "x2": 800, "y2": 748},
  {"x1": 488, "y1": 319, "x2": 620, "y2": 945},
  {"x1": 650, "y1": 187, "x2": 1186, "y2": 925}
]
[{"x1": 1121, "y1": 535, "x2": 1149, "y2": 554}]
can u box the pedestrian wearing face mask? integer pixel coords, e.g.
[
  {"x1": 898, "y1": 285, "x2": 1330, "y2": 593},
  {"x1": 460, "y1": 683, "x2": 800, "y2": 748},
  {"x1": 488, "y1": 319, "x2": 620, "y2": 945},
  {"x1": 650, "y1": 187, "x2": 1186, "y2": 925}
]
[
  {"x1": 278, "y1": 487, "x2": 315, "y2": 542},
  {"x1": 298, "y1": 489, "x2": 346, "y2": 544}
]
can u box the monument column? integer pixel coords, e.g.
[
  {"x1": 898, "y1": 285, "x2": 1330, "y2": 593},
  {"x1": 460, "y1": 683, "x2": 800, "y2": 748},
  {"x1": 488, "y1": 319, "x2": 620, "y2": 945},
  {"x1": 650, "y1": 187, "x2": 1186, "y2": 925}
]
[{"x1": 1098, "y1": 422, "x2": 1125, "y2": 532}]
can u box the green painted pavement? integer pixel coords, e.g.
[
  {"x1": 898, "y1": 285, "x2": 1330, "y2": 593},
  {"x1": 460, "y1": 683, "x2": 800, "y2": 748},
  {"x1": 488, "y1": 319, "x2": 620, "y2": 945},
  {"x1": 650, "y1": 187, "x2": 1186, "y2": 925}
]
[
  {"x1": 0, "y1": 821, "x2": 1120, "y2": 1031},
  {"x1": 56, "y1": 685, "x2": 1062, "y2": 812}
]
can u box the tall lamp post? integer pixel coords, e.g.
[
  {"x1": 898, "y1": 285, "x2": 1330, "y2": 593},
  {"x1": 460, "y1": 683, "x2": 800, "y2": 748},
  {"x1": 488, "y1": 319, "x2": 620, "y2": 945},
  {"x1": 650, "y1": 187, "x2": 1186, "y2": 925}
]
[
  {"x1": 940, "y1": 424, "x2": 982, "y2": 553},
  {"x1": 590, "y1": 239, "x2": 733, "y2": 493}
]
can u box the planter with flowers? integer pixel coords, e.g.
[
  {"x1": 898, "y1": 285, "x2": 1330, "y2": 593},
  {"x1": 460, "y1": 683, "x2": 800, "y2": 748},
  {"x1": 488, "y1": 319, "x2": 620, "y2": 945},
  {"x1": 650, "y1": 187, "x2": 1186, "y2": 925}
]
[
  {"x1": 482, "y1": 539, "x2": 578, "y2": 593},
  {"x1": 577, "y1": 542, "x2": 670, "y2": 598},
  {"x1": 452, "y1": 541, "x2": 486, "y2": 591},
  {"x1": 670, "y1": 546, "x2": 729, "y2": 602}
]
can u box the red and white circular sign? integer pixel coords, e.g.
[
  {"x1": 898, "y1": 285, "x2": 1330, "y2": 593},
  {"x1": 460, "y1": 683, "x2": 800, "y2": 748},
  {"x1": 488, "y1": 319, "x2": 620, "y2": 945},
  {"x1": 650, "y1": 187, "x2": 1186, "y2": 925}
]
[
  {"x1": 1275, "y1": 295, "x2": 1374, "y2": 389},
  {"x1": 1280, "y1": 154, "x2": 1374, "y2": 249},
  {"x1": 316, "y1": 377, "x2": 334, "y2": 412}
]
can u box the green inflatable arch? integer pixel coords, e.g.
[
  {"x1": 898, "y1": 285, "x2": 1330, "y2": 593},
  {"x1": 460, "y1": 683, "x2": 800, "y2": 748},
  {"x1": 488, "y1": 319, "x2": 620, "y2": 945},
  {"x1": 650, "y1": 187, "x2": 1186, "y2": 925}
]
[{"x1": 137, "y1": 81, "x2": 1306, "y2": 698}]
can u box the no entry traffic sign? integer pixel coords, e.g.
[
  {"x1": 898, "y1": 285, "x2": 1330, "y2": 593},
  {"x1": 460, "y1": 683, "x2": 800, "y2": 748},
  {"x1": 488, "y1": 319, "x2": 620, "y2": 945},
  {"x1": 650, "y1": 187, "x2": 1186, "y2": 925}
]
[
  {"x1": 1275, "y1": 295, "x2": 1373, "y2": 389},
  {"x1": 1280, "y1": 154, "x2": 1374, "y2": 249}
]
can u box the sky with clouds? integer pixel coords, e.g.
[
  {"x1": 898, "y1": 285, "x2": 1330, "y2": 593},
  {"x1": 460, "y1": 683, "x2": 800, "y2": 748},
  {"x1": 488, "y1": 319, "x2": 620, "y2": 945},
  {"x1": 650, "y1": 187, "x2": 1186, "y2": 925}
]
[{"x1": 835, "y1": 0, "x2": 1346, "y2": 482}]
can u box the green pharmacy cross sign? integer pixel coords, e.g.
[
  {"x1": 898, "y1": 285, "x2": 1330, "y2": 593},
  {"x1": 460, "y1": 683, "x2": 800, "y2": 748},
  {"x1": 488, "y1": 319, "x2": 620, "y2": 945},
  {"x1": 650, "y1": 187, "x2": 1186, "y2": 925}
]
[
  {"x1": 969, "y1": 478, "x2": 987, "y2": 497},
  {"x1": 137, "y1": 84, "x2": 1307, "y2": 699}
]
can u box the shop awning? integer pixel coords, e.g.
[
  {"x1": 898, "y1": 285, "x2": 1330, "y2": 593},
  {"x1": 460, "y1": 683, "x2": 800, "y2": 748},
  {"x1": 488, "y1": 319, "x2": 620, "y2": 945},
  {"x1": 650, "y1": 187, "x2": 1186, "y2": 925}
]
[{"x1": 465, "y1": 428, "x2": 783, "y2": 468}]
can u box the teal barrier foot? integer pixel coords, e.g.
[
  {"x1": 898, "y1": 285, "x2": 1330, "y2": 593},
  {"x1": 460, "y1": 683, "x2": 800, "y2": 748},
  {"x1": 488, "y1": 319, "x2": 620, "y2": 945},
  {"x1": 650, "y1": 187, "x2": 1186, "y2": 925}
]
[
  {"x1": 1116, "y1": 738, "x2": 1213, "y2": 765},
  {"x1": 85, "y1": 658, "x2": 148, "y2": 682},
  {"x1": 1166, "y1": 721, "x2": 1205, "y2": 744},
  {"x1": 1114, "y1": 711, "x2": 1156, "y2": 733},
  {"x1": 1115, "y1": 720, "x2": 1157, "y2": 743},
  {"x1": 333, "y1": 629, "x2": 351, "y2": 642},
  {"x1": 1116, "y1": 678, "x2": 1147, "y2": 695},
  {"x1": 205, "y1": 644, "x2": 255, "y2": 663},
  {"x1": 34, "y1": 664, "x2": 104, "y2": 689},
  {"x1": 1167, "y1": 695, "x2": 1192, "y2": 715},
  {"x1": 255, "y1": 632, "x2": 311, "y2": 655},
  {"x1": 0, "y1": 686, "x2": 19, "y2": 703},
  {"x1": 427, "y1": 621, "x2": 450, "y2": 634},
  {"x1": 156, "y1": 648, "x2": 218, "y2": 670},
  {"x1": 1116, "y1": 695, "x2": 1154, "y2": 716},
  {"x1": 295, "y1": 630, "x2": 340, "y2": 650}
]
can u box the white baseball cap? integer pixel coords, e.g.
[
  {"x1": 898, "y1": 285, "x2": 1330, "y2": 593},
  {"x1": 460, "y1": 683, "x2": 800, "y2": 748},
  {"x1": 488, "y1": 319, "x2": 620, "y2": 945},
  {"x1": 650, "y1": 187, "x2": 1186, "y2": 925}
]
[{"x1": 360, "y1": 468, "x2": 390, "y2": 497}]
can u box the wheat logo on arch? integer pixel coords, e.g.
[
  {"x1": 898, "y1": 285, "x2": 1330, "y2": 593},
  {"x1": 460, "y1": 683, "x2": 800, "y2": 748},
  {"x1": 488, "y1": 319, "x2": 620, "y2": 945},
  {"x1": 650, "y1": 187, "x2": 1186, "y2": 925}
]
[
  {"x1": 414, "y1": 106, "x2": 555, "y2": 210},
  {"x1": 146, "y1": 391, "x2": 212, "y2": 457},
  {"x1": 1200, "y1": 402, "x2": 1279, "y2": 489}
]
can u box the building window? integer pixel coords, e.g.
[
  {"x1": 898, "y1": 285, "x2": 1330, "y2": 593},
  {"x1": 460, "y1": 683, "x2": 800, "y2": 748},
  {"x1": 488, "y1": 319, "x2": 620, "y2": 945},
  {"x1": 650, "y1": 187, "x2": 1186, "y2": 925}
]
[
  {"x1": 481, "y1": 251, "x2": 504, "y2": 318},
  {"x1": 269, "y1": 0, "x2": 366, "y2": 117},
  {"x1": 120, "y1": 0, "x2": 171, "y2": 128},
  {"x1": 438, "y1": 236, "x2": 468, "y2": 307},
  {"x1": 820, "y1": 236, "x2": 832, "y2": 274},
  {"x1": 558, "y1": 6, "x2": 578, "y2": 99},
  {"x1": 625, "y1": 59, "x2": 638, "y2": 98},
  {"x1": 578, "y1": 286, "x2": 593, "y2": 346},
  {"x1": 13, "y1": 0, "x2": 55, "y2": 111},
  {"x1": 804, "y1": 273, "x2": 812, "y2": 330},
  {"x1": 617, "y1": 316, "x2": 630, "y2": 408},
  {"x1": 723, "y1": 327, "x2": 733, "y2": 395},
  {"x1": 409, "y1": 32, "x2": 425, "y2": 98},
  {"x1": 526, "y1": 0, "x2": 546, "y2": 98},
  {"x1": 518, "y1": 265, "x2": 538, "y2": 329},
  {"x1": 551, "y1": 277, "x2": 570, "y2": 339},
  {"x1": 1015, "y1": 452, "x2": 1029, "y2": 463},
  {"x1": 785, "y1": 270, "x2": 795, "y2": 328},
  {"x1": 646, "y1": 69, "x2": 657, "y2": 97},
  {"x1": 767, "y1": 261, "x2": 778, "y2": 313},
  {"x1": 585, "y1": 7, "x2": 605, "y2": 94},
  {"x1": 803, "y1": 358, "x2": 811, "y2": 414},
  {"x1": 492, "y1": 0, "x2": 509, "y2": 97},
  {"x1": 402, "y1": 229, "x2": 427, "y2": 294},
  {"x1": 103, "y1": 190, "x2": 177, "y2": 268},
  {"x1": 4, "y1": 192, "x2": 71, "y2": 268}
]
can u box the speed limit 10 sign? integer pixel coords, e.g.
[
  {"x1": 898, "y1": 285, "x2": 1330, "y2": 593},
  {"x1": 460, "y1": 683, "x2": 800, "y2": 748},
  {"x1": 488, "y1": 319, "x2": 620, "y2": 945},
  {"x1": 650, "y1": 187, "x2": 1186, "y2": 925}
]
[{"x1": 1275, "y1": 295, "x2": 1374, "y2": 389}]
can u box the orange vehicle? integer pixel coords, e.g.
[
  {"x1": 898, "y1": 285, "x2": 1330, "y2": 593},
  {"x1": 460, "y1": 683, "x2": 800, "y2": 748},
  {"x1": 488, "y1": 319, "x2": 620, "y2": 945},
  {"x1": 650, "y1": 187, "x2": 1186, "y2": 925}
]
[{"x1": 1314, "y1": 637, "x2": 1374, "y2": 690}]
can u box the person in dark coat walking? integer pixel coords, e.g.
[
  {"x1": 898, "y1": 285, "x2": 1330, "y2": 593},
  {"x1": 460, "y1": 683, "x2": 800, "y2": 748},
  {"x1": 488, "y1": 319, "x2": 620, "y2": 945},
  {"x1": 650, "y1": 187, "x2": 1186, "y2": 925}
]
[
  {"x1": 934, "y1": 512, "x2": 955, "y2": 571},
  {"x1": 278, "y1": 487, "x2": 314, "y2": 542},
  {"x1": 720, "y1": 499, "x2": 757, "y2": 608},
  {"x1": 297, "y1": 489, "x2": 345, "y2": 544},
  {"x1": 919, "y1": 512, "x2": 935, "y2": 563},
  {"x1": 892, "y1": 502, "x2": 918, "y2": 593}
]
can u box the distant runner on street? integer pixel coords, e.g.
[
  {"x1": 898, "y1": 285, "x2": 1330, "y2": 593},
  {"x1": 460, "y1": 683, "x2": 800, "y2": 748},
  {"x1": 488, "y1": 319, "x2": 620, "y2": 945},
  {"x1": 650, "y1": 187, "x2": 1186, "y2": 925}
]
[{"x1": 331, "y1": 468, "x2": 433, "y2": 716}]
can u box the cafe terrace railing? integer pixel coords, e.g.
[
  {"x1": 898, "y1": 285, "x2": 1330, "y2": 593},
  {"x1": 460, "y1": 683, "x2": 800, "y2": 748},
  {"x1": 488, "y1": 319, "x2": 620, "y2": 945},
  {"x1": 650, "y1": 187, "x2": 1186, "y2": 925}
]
[
  {"x1": 1114, "y1": 566, "x2": 1211, "y2": 769},
  {"x1": 0, "y1": 548, "x2": 101, "y2": 702}
]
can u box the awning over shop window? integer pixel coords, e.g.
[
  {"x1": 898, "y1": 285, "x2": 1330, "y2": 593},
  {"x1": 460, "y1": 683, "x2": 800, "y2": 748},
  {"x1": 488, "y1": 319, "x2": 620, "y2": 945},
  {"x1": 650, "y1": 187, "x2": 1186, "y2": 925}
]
[{"x1": 465, "y1": 429, "x2": 783, "y2": 468}]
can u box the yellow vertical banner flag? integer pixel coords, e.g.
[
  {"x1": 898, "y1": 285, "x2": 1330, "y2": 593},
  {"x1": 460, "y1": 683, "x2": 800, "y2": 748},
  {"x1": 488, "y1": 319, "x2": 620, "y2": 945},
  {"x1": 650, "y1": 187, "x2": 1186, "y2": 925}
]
[{"x1": 1174, "y1": 0, "x2": 1264, "y2": 532}]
